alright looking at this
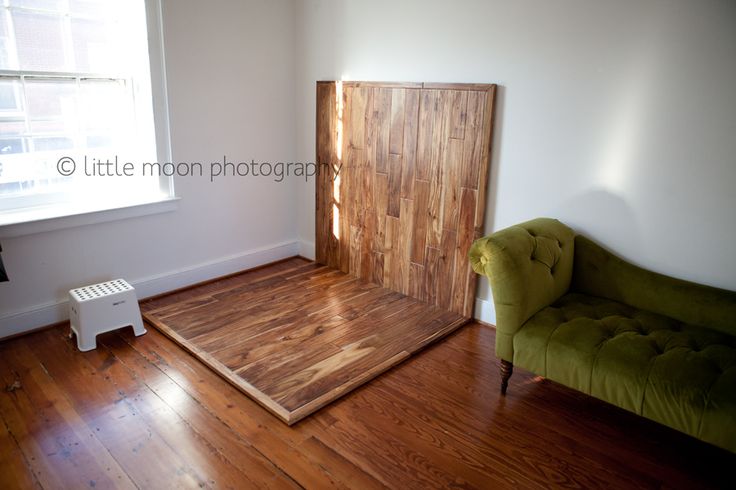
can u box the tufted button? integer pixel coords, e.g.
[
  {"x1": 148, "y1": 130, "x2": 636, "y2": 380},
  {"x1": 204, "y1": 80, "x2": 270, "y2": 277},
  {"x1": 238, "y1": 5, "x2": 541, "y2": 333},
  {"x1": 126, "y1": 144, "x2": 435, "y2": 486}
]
[
  {"x1": 531, "y1": 236, "x2": 562, "y2": 269},
  {"x1": 707, "y1": 360, "x2": 724, "y2": 375}
]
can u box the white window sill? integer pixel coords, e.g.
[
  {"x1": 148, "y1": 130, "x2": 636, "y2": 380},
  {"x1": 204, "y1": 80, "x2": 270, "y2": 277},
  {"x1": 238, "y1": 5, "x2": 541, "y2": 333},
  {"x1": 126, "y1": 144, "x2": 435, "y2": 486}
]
[{"x1": 0, "y1": 196, "x2": 180, "y2": 238}]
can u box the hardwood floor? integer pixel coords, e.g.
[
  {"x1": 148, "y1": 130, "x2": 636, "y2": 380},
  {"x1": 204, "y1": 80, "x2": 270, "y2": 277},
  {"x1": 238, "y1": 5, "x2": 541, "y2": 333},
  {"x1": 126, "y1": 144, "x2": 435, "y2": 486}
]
[
  {"x1": 1, "y1": 320, "x2": 734, "y2": 489},
  {"x1": 141, "y1": 257, "x2": 467, "y2": 424}
]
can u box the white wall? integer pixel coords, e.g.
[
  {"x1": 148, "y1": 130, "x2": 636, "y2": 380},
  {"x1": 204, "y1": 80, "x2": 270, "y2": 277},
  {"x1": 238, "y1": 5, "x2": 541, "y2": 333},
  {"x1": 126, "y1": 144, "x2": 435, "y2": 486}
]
[
  {"x1": 294, "y1": 0, "x2": 736, "y2": 322},
  {"x1": 3, "y1": 0, "x2": 735, "y2": 335},
  {"x1": 0, "y1": 0, "x2": 299, "y2": 337}
]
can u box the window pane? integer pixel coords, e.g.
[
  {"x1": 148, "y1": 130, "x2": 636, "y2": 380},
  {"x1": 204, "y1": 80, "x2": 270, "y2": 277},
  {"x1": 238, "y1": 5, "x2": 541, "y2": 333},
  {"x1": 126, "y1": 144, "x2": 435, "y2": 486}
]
[
  {"x1": 25, "y1": 79, "x2": 78, "y2": 133},
  {"x1": 0, "y1": 120, "x2": 26, "y2": 135},
  {"x1": 8, "y1": 1, "x2": 66, "y2": 11},
  {"x1": 0, "y1": 0, "x2": 164, "y2": 211},
  {"x1": 0, "y1": 182, "x2": 25, "y2": 196},
  {"x1": 0, "y1": 138, "x2": 32, "y2": 197},
  {"x1": 71, "y1": 17, "x2": 117, "y2": 73},
  {"x1": 12, "y1": 10, "x2": 68, "y2": 72},
  {"x1": 32, "y1": 135, "x2": 73, "y2": 151},
  {"x1": 0, "y1": 137, "x2": 26, "y2": 154},
  {"x1": 0, "y1": 11, "x2": 16, "y2": 70},
  {"x1": 0, "y1": 144, "x2": 71, "y2": 197},
  {"x1": 0, "y1": 176, "x2": 38, "y2": 196},
  {"x1": 80, "y1": 79, "x2": 132, "y2": 153},
  {"x1": 85, "y1": 133, "x2": 112, "y2": 148},
  {"x1": 69, "y1": 0, "x2": 115, "y2": 18},
  {"x1": 0, "y1": 79, "x2": 24, "y2": 113}
]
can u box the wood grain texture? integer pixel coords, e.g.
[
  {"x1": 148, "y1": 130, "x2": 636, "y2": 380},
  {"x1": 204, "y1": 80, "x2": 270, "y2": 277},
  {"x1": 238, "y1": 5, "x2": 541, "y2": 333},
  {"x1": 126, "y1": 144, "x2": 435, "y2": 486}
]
[
  {"x1": 2, "y1": 320, "x2": 734, "y2": 489},
  {"x1": 140, "y1": 258, "x2": 468, "y2": 425},
  {"x1": 316, "y1": 81, "x2": 496, "y2": 317},
  {"x1": 316, "y1": 82, "x2": 339, "y2": 269}
]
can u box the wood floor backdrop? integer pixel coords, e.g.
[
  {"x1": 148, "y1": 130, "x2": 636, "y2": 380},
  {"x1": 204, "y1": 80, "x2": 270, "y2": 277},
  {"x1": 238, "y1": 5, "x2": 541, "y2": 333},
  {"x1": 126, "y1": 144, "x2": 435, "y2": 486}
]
[
  {"x1": 143, "y1": 81, "x2": 497, "y2": 424},
  {"x1": 316, "y1": 81, "x2": 497, "y2": 318},
  {"x1": 142, "y1": 259, "x2": 468, "y2": 424}
]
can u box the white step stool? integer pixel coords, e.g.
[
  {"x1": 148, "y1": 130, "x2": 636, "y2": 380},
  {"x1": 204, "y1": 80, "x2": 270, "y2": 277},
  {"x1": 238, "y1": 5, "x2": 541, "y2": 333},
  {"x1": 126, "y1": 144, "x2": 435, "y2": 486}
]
[{"x1": 68, "y1": 279, "x2": 146, "y2": 352}]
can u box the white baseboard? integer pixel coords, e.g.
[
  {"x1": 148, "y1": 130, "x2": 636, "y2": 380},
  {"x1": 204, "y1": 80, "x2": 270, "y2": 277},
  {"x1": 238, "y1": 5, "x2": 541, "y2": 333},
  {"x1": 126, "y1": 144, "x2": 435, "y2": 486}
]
[
  {"x1": 2, "y1": 239, "x2": 496, "y2": 339},
  {"x1": 131, "y1": 240, "x2": 299, "y2": 299},
  {"x1": 0, "y1": 240, "x2": 300, "y2": 340},
  {"x1": 0, "y1": 300, "x2": 67, "y2": 340},
  {"x1": 473, "y1": 297, "x2": 496, "y2": 325}
]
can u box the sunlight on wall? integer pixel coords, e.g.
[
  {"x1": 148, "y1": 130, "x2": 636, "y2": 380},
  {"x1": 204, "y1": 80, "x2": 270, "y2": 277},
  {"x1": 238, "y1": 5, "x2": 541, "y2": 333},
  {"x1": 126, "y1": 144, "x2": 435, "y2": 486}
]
[{"x1": 597, "y1": 32, "x2": 660, "y2": 192}]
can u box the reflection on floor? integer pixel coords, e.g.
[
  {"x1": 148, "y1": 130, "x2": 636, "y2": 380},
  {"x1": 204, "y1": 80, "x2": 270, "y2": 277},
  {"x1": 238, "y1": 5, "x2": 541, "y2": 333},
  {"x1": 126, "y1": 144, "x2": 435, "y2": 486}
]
[
  {"x1": 141, "y1": 257, "x2": 468, "y2": 424},
  {"x1": 1, "y1": 319, "x2": 735, "y2": 487}
]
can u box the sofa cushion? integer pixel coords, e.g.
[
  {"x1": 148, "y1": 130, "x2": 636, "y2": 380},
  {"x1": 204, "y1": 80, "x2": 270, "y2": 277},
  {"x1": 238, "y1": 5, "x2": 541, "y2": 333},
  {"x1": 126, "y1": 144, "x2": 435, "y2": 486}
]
[{"x1": 514, "y1": 292, "x2": 736, "y2": 452}]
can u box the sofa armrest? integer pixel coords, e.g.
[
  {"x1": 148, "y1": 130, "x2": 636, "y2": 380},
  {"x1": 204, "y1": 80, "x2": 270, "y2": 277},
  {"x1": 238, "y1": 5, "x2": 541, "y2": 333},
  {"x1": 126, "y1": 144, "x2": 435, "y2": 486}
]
[{"x1": 469, "y1": 218, "x2": 576, "y2": 361}]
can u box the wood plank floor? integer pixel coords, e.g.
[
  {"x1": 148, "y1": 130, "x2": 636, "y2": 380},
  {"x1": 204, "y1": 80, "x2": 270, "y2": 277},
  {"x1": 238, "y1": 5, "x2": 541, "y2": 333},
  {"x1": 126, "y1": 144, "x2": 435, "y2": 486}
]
[
  {"x1": 140, "y1": 258, "x2": 468, "y2": 424},
  {"x1": 1, "y1": 321, "x2": 733, "y2": 489}
]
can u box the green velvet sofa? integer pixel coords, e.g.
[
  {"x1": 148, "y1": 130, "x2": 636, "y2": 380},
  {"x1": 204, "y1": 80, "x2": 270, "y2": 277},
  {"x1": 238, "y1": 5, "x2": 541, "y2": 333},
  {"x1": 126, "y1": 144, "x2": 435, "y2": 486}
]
[{"x1": 468, "y1": 218, "x2": 736, "y2": 453}]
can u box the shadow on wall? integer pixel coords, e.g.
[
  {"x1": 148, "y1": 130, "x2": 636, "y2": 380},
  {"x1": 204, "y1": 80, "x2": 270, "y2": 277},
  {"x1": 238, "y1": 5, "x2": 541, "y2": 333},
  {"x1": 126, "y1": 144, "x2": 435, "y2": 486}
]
[
  {"x1": 473, "y1": 188, "x2": 639, "y2": 324},
  {"x1": 473, "y1": 85, "x2": 505, "y2": 318},
  {"x1": 484, "y1": 84, "x2": 505, "y2": 236},
  {"x1": 556, "y1": 188, "x2": 641, "y2": 255}
]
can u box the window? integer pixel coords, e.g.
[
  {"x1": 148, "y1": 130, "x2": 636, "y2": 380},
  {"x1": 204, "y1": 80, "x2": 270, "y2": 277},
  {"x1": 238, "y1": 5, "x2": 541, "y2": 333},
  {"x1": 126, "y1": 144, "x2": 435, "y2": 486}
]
[{"x1": 0, "y1": 0, "x2": 173, "y2": 227}]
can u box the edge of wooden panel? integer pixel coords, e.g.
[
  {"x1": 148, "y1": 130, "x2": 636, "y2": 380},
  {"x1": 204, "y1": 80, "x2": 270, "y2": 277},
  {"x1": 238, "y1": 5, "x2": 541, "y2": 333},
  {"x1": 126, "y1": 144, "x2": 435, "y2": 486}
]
[
  {"x1": 317, "y1": 81, "x2": 497, "y2": 91},
  {"x1": 474, "y1": 84, "x2": 497, "y2": 230},
  {"x1": 406, "y1": 316, "x2": 471, "y2": 354},
  {"x1": 315, "y1": 82, "x2": 337, "y2": 265},
  {"x1": 421, "y1": 82, "x2": 496, "y2": 91},
  {"x1": 142, "y1": 314, "x2": 293, "y2": 424},
  {"x1": 462, "y1": 85, "x2": 497, "y2": 317},
  {"x1": 287, "y1": 351, "x2": 410, "y2": 425},
  {"x1": 337, "y1": 81, "x2": 423, "y2": 89},
  {"x1": 288, "y1": 315, "x2": 471, "y2": 425},
  {"x1": 144, "y1": 308, "x2": 470, "y2": 427}
]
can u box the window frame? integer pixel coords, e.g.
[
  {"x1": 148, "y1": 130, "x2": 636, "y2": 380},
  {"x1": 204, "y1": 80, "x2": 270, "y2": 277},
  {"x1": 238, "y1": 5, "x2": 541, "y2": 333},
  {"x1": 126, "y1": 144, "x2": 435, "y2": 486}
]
[{"x1": 0, "y1": 0, "x2": 176, "y2": 236}]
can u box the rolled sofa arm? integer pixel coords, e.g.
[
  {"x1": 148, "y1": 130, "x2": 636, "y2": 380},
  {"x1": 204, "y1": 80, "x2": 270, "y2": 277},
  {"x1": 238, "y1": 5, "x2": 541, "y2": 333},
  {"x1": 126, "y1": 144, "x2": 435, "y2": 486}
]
[{"x1": 468, "y1": 218, "x2": 576, "y2": 361}]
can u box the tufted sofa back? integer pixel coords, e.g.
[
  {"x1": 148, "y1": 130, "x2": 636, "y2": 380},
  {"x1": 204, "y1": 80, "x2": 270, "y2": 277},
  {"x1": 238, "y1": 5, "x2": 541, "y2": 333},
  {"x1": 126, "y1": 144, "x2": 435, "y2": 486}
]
[
  {"x1": 469, "y1": 218, "x2": 576, "y2": 360},
  {"x1": 571, "y1": 236, "x2": 736, "y2": 337}
]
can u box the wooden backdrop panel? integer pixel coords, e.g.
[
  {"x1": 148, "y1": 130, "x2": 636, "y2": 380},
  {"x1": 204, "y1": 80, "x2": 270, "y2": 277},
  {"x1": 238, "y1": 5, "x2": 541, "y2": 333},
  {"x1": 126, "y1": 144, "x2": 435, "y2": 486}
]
[{"x1": 316, "y1": 81, "x2": 496, "y2": 318}]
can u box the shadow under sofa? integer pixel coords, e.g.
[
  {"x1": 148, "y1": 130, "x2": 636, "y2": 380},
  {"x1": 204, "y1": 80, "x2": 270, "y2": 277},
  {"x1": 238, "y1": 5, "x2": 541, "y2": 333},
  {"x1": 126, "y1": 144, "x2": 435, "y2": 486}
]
[{"x1": 469, "y1": 218, "x2": 736, "y2": 453}]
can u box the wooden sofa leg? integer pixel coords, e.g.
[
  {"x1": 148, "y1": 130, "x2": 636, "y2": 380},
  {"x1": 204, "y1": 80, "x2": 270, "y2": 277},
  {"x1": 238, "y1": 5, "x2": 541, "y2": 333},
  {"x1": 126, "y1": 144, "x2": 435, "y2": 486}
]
[{"x1": 500, "y1": 359, "x2": 513, "y2": 395}]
